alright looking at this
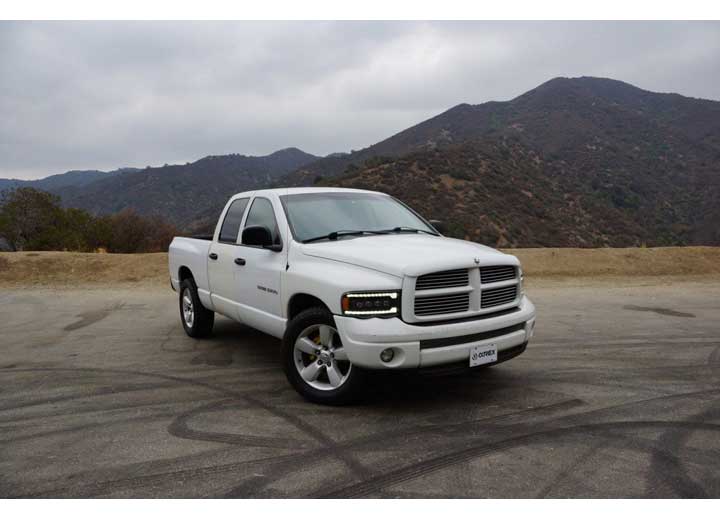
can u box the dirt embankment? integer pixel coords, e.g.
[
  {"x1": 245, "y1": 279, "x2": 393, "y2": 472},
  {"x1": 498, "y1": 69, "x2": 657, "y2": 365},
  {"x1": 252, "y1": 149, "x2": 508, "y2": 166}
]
[
  {"x1": 0, "y1": 252, "x2": 169, "y2": 288},
  {"x1": 1, "y1": 247, "x2": 719, "y2": 288},
  {"x1": 509, "y1": 247, "x2": 720, "y2": 278}
]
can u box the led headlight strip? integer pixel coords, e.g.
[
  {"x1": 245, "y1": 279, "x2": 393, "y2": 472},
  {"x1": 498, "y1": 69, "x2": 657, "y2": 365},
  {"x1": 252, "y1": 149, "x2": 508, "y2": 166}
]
[{"x1": 341, "y1": 291, "x2": 399, "y2": 316}]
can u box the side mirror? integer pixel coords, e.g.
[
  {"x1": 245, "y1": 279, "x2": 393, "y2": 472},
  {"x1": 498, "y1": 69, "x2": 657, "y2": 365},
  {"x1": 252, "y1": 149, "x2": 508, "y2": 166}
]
[
  {"x1": 242, "y1": 225, "x2": 280, "y2": 250},
  {"x1": 429, "y1": 219, "x2": 446, "y2": 234}
]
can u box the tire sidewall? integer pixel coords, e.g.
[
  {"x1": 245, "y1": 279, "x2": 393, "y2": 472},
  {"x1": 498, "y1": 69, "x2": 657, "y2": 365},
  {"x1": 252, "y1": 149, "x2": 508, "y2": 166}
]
[
  {"x1": 179, "y1": 278, "x2": 212, "y2": 337},
  {"x1": 282, "y1": 307, "x2": 362, "y2": 405}
]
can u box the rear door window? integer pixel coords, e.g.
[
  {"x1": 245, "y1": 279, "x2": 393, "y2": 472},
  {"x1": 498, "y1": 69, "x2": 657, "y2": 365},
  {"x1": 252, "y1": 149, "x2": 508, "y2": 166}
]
[{"x1": 218, "y1": 198, "x2": 250, "y2": 243}]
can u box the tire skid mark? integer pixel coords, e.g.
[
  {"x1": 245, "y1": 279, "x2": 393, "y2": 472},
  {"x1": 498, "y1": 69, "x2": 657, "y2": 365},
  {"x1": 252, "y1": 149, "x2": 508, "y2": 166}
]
[
  {"x1": 1, "y1": 411, "x2": 178, "y2": 443},
  {"x1": 220, "y1": 398, "x2": 587, "y2": 498},
  {"x1": 6, "y1": 443, "x2": 240, "y2": 497},
  {"x1": 622, "y1": 305, "x2": 696, "y2": 318},
  {"x1": 319, "y1": 421, "x2": 720, "y2": 498},
  {"x1": 0, "y1": 366, "x2": 372, "y2": 487},
  {"x1": 535, "y1": 438, "x2": 611, "y2": 498},
  {"x1": 311, "y1": 389, "x2": 720, "y2": 498},
  {"x1": 11, "y1": 451, "x2": 303, "y2": 498},
  {"x1": 0, "y1": 394, "x2": 220, "y2": 426},
  {"x1": 2, "y1": 366, "x2": 719, "y2": 498},
  {"x1": 4, "y1": 366, "x2": 583, "y2": 498},
  {"x1": 167, "y1": 398, "x2": 308, "y2": 449},
  {"x1": 64, "y1": 309, "x2": 112, "y2": 331},
  {"x1": 0, "y1": 381, "x2": 183, "y2": 413},
  {"x1": 709, "y1": 345, "x2": 720, "y2": 365},
  {"x1": 646, "y1": 402, "x2": 720, "y2": 498}
]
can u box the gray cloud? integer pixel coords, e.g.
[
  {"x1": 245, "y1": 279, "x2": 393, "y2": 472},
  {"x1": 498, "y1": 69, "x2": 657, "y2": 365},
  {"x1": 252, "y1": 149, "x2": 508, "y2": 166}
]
[{"x1": 1, "y1": 21, "x2": 718, "y2": 179}]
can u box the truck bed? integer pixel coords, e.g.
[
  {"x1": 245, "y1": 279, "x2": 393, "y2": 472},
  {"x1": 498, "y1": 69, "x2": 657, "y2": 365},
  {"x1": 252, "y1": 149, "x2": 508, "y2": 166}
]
[{"x1": 168, "y1": 236, "x2": 213, "y2": 293}]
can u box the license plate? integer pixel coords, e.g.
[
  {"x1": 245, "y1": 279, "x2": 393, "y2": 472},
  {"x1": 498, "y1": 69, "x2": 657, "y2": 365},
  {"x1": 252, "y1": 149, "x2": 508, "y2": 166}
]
[{"x1": 469, "y1": 343, "x2": 498, "y2": 367}]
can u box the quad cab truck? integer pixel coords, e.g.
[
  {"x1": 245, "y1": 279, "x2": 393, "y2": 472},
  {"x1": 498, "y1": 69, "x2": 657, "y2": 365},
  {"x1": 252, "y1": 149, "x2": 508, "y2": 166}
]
[{"x1": 169, "y1": 188, "x2": 536, "y2": 404}]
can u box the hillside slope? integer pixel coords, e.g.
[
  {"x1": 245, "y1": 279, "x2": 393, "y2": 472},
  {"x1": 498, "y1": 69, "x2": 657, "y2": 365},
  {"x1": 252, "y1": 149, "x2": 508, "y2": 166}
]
[
  {"x1": 285, "y1": 77, "x2": 720, "y2": 184},
  {"x1": 304, "y1": 77, "x2": 720, "y2": 246},
  {"x1": 0, "y1": 168, "x2": 136, "y2": 193},
  {"x1": 60, "y1": 148, "x2": 319, "y2": 227},
  {"x1": 324, "y1": 137, "x2": 718, "y2": 247}
]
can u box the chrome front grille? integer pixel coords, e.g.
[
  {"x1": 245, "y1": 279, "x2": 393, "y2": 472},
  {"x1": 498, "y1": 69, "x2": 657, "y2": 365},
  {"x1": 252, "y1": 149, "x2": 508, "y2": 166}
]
[
  {"x1": 409, "y1": 264, "x2": 520, "y2": 321},
  {"x1": 480, "y1": 265, "x2": 516, "y2": 284},
  {"x1": 415, "y1": 269, "x2": 469, "y2": 290},
  {"x1": 414, "y1": 293, "x2": 470, "y2": 316},
  {"x1": 481, "y1": 285, "x2": 518, "y2": 308}
]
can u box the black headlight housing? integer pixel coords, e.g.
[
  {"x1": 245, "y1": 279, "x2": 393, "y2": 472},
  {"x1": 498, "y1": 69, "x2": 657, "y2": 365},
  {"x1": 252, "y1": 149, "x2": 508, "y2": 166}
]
[{"x1": 341, "y1": 291, "x2": 400, "y2": 318}]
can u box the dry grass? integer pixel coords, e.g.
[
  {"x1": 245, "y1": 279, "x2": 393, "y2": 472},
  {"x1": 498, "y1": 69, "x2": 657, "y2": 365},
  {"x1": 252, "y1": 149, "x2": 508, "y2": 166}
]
[
  {"x1": 0, "y1": 251, "x2": 169, "y2": 288},
  {"x1": 507, "y1": 246, "x2": 720, "y2": 278},
  {"x1": 1, "y1": 247, "x2": 719, "y2": 289}
]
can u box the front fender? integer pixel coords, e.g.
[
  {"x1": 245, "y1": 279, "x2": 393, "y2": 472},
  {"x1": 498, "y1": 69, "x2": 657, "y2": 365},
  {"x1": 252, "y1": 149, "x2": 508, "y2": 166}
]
[{"x1": 284, "y1": 255, "x2": 402, "y2": 315}]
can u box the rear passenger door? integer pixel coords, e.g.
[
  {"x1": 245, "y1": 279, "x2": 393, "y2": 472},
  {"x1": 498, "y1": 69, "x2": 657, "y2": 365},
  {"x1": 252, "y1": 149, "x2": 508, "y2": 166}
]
[
  {"x1": 235, "y1": 196, "x2": 287, "y2": 337},
  {"x1": 208, "y1": 197, "x2": 250, "y2": 319}
]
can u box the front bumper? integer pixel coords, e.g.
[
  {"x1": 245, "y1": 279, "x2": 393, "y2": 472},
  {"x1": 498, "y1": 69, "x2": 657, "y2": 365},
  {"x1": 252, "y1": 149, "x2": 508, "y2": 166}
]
[{"x1": 334, "y1": 295, "x2": 536, "y2": 369}]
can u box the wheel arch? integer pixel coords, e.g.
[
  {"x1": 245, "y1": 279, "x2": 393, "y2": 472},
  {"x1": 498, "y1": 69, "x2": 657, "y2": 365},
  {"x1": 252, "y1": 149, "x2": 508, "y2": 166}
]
[
  {"x1": 178, "y1": 265, "x2": 194, "y2": 283},
  {"x1": 287, "y1": 292, "x2": 331, "y2": 320}
]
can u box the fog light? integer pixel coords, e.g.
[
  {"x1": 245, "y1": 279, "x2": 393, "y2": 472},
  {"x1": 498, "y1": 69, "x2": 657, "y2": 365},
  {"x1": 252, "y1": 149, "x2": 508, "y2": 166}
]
[{"x1": 380, "y1": 348, "x2": 395, "y2": 363}]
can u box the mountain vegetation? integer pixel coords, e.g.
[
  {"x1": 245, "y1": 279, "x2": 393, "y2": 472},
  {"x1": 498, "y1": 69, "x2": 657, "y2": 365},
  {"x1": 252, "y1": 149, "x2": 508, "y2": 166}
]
[
  {"x1": 306, "y1": 77, "x2": 720, "y2": 247},
  {"x1": 0, "y1": 187, "x2": 176, "y2": 253},
  {"x1": 0, "y1": 168, "x2": 136, "y2": 193},
  {"x1": 1, "y1": 77, "x2": 718, "y2": 248}
]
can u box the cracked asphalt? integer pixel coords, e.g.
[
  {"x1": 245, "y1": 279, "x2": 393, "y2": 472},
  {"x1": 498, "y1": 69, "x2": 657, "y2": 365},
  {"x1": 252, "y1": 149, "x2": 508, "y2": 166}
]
[{"x1": 0, "y1": 279, "x2": 719, "y2": 498}]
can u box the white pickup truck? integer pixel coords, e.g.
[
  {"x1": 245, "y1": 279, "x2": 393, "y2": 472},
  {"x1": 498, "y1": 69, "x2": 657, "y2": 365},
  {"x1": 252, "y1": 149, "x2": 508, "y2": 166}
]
[{"x1": 169, "y1": 188, "x2": 536, "y2": 404}]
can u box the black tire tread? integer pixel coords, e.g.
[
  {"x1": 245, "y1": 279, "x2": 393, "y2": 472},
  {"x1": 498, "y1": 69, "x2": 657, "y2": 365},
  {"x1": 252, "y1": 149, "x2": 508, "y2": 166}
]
[
  {"x1": 281, "y1": 306, "x2": 363, "y2": 405},
  {"x1": 179, "y1": 278, "x2": 214, "y2": 338}
]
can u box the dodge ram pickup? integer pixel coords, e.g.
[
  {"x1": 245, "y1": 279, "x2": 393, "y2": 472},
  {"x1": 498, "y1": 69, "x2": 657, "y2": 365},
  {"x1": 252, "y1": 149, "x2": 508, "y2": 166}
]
[{"x1": 169, "y1": 188, "x2": 536, "y2": 404}]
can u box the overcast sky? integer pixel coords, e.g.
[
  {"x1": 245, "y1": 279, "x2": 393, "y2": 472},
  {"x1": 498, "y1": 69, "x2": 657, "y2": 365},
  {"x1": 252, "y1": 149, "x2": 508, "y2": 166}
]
[{"x1": 1, "y1": 21, "x2": 719, "y2": 180}]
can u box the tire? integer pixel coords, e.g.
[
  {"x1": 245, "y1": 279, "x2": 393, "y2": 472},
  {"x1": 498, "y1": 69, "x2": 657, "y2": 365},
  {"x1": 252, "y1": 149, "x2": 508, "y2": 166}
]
[
  {"x1": 282, "y1": 307, "x2": 364, "y2": 405},
  {"x1": 179, "y1": 278, "x2": 214, "y2": 338}
]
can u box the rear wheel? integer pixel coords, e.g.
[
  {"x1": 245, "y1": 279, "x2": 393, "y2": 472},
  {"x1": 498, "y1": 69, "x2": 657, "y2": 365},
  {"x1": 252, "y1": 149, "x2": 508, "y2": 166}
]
[
  {"x1": 179, "y1": 278, "x2": 214, "y2": 337},
  {"x1": 282, "y1": 307, "x2": 363, "y2": 405}
]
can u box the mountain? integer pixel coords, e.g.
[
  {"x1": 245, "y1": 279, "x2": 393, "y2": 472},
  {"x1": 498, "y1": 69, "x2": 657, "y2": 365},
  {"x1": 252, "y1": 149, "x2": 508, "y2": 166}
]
[
  {"x1": 58, "y1": 147, "x2": 319, "y2": 228},
  {"x1": 4, "y1": 77, "x2": 718, "y2": 246},
  {"x1": 0, "y1": 168, "x2": 135, "y2": 193},
  {"x1": 290, "y1": 77, "x2": 720, "y2": 247},
  {"x1": 286, "y1": 77, "x2": 720, "y2": 182}
]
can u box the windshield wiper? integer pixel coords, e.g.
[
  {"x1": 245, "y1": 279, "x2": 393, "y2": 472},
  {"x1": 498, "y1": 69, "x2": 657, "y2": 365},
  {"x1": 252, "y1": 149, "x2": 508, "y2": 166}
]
[
  {"x1": 302, "y1": 229, "x2": 390, "y2": 243},
  {"x1": 380, "y1": 226, "x2": 439, "y2": 236}
]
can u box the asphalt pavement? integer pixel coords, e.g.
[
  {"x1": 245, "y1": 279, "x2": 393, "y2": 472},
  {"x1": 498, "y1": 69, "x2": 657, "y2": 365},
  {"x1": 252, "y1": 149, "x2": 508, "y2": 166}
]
[{"x1": 1, "y1": 279, "x2": 719, "y2": 498}]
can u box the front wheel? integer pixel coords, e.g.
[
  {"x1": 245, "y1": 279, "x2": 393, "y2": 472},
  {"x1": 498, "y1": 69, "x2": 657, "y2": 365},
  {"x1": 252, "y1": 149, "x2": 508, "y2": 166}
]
[{"x1": 282, "y1": 307, "x2": 364, "y2": 405}]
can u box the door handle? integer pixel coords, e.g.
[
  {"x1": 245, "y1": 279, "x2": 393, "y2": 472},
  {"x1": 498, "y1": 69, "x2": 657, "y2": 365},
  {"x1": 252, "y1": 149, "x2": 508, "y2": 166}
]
[
  {"x1": 234, "y1": 258, "x2": 246, "y2": 266},
  {"x1": 208, "y1": 252, "x2": 218, "y2": 260}
]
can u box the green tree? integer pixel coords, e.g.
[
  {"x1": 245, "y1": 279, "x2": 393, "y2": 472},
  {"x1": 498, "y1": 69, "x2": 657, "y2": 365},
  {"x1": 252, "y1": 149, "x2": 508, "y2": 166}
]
[
  {"x1": 0, "y1": 188, "x2": 65, "y2": 251},
  {"x1": 0, "y1": 187, "x2": 177, "y2": 253}
]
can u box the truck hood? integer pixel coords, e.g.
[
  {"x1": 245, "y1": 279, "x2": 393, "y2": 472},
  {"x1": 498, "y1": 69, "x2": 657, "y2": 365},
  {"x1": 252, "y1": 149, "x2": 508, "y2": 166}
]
[{"x1": 299, "y1": 234, "x2": 518, "y2": 278}]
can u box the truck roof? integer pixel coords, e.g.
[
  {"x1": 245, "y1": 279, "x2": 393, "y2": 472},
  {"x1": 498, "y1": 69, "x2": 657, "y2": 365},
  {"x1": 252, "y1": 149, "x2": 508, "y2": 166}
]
[{"x1": 235, "y1": 187, "x2": 382, "y2": 198}]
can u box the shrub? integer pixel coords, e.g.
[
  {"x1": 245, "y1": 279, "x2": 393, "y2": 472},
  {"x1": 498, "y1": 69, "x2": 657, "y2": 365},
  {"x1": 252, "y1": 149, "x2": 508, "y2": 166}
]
[{"x1": 0, "y1": 187, "x2": 176, "y2": 253}]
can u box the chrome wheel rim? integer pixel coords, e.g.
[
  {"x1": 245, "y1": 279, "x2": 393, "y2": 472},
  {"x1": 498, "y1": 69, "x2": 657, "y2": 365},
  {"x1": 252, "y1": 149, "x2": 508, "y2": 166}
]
[
  {"x1": 182, "y1": 288, "x2": 194, "y2": 329},
  {"x1": 293, "y1": 324, "x2": 351, "y2": 391}
]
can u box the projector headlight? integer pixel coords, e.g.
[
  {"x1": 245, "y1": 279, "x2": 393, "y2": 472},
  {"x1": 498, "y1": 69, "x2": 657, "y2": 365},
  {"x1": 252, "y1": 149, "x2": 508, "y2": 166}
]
[{"x1": 341, "y1": 291, "x2": 399, "y2": 318}]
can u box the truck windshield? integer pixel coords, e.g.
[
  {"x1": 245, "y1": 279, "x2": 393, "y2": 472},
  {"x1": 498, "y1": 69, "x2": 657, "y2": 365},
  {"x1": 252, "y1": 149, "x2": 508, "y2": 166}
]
[{"x1": 280, "y1": 192, "x2": 437, "y2": 243}]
